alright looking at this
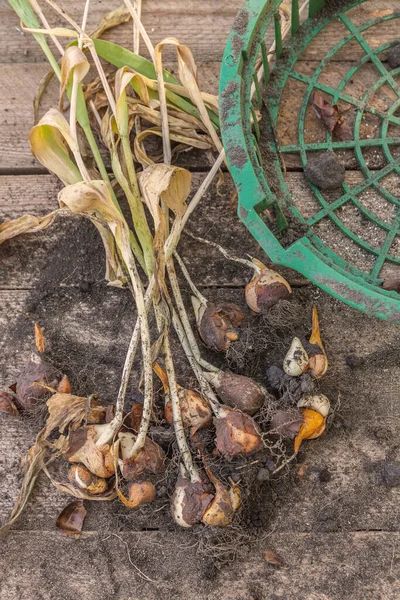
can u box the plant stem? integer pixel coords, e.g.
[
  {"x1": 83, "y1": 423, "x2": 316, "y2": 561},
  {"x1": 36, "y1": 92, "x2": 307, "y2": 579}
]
[
  {"x1": 173, "y1": 251, "x2": 207, "y2": 305},
  {"x1": 163, "y1": 336, "x2": 200, "y2": 482},
  {"x1": 170, "y1": 305, "x2": 220, "y2": 414},
  {"x1": 122, "y1": 0, "x2": 155, "y2": 61},
  {"x1": 181, "y1": 229, "x2": 255, "y2": 270},
  {"x1": 96, "y1": 248, "x2": 154, "y2": 448},
  {"x1": 167, "y1": 258, "x2": 217, "y2": 372}
]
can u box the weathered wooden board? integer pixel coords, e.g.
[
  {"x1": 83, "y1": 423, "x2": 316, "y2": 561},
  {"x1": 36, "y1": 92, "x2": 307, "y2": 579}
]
[
  {"x1": 0, "y1": 530, "x2": 398, "y2": 600},
  {"x1": 0, "y1": 170, "x2": 385, "y2": 290},
  {"x1": 0, "y1": 0, "x2": 396, "y2": 63}
]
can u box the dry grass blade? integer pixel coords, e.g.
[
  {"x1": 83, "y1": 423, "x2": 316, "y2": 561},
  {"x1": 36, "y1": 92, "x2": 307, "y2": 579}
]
[
  {"x1": 89, "y1": 5, "x2": 131, "y2": 39},
  {"x1": 60, "y1": 46, "x2": 90, "y2": 109},
  {"x1": 0, "y1": 211, "x2": 59, "y2": 244},
  {"x1": 33, "y1": 69, "x2": 55, "y2": 125},
  {"x1": 0, "y1": 443, "x2": 50, "y2": 535},
  {"x1": 155, "y1": 38, "x2": 222, "y2": 153}
]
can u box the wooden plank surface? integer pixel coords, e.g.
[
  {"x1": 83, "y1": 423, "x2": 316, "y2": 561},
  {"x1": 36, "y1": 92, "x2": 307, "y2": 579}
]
[
  {"x1": 0, "y1": 62, "x2": 221, "y2": 172},
  {"x1": 1, "y1": 1, "x2": 400, "y2": 599},
  {"x1": 0, "y1": 530, "x2": 399, "y2": 600},
  {"x1": 0, "y1": 0, "x2": 396, "y2": 64}
]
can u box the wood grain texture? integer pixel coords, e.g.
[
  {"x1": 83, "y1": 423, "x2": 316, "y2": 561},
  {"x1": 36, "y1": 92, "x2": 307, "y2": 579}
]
[
  {"x1": 0, "y1": 0, "x2": 396, "y2": 63},
  {"x1": 0, "y1": 530, "x2": 398, "y2": 600},
  {"x1": 0, "y1": 170, "x2": 384, "y2": 290},
  {"x1": 0, "y1": 0, "x2": 241, "y2": 64},
  {"x1": 0, "y1": 62, "x2": 221, "y2": 172}
]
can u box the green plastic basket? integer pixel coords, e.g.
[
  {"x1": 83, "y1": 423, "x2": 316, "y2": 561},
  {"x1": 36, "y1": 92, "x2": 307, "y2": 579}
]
[{"x1": 219, "y1": 0, "x2": 400, "y2": 321}]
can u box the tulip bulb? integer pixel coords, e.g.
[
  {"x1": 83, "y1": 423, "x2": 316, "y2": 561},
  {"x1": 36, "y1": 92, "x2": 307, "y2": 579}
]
[
  {"x1": 294, "y1": 408, "x2": 326, "y2": 454},
  {"x1": 283, "y1": 337, "x2": 309, "y2": 376},
  {"x1": 204, "y1": 370, "x2": 265, "y2": 415},
  {"x1": 245, "y1": 259, "x2": 292, "y2": 313},
  {"x1": 192, "y1": 296, "x2": 244, "y2": 352},
  {"x1": 201, "y1": 469, "x2": 234, "y2": 528},
  {"x1": 297, "y1": 393, "x2": 330, "y2": 418},
  {"x1": 215, "y1": 406, "x2": 263, "y2": 457},
  {"x1": 68, "y1": 464, "x2": 108, "y2": 495},
  {"x1": 66, "y1": 424, "x2": 115, "y2": 478},
  {"x1": 154, "y1": 363, "x2": 212, "y2": 435},
  {"x1": 127, "y1": 481, "x2": 156, "y2": 508},
  {"x1": 118, "y1": 431, "x2": 166, "y2": 480},
  {"x1": 171, "y1": 464, "x2": 213, "y2": 528}
]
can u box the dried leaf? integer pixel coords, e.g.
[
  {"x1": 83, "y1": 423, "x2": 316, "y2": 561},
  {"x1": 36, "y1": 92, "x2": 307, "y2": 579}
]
[
  {"x1": 294, "y1": 408, "x2": 326, "y2": 454},
  {"x1": 155, "y1": 38, "x2": 222, "y2": 153},
  {"x1": 56, "y1": 500, "x2": 87, "y2": 536},
  {"x1": 0, "y1": 211, "x2": 58, "y2": 245},
  {"x1": 33, "y1": 68, "x2": 54, "y2": 125},
  {"x1": 311, "y1": 92, "x2": 352, "y2": 141},
  {"x1": 0, "y1": 442, "x2": 49, "y2": 535},
  {"x1": 34, "y1": 323, "x2": 45, "y2": 353},
  {"x1": 58, "y1": 180, "x2": 128, "y2": 287},
  {"x1": 139, "y1": 164, "x2": 192, "y2": 218},
  {"x1": 43, "y1": 393, "x2": 99, "y2": 438},
  {"x1": 90, "y1": 5, "x2": 131, "y2": 39},
  {"x1": 264, "y1": 549, "x2": 285, "y2": 568},
  {"x1": 311, "y1": 91, "x2": 338, "y2": 133},
  {"x1": 60, "y1": 46, "x2": 90, "y2": 109},
  {"x1": 0, "y1": 392, "x2": 19, "y2": 417}
]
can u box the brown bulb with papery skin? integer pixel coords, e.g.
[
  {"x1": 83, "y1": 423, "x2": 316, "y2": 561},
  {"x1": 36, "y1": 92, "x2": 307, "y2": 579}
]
[
  {"x1": 204, "y1": 370, "x2": 265, "y2": 415},
  {"x1": 127, "y1": 481, "x2": 156, "y2": 508},
  {"x1": 15, "y1": 352, "x2": 60, "y2": 411},
  {"x1": 214, "y1": 406, "x2": 263, "y2": 457},
  {"x1": 0, "y1": 392, "x2": 19, "y2": 417},
  {"x1": 154, "y1": 363, "x2": 211, "y2": 435},
  {"x1": 192, "y1": 297, "x2": 244, "y2": 352},
  {"x1": 171, "y1": 464, "x2": 214, "y2": 528},
  {"x1": 245, "y1": 259, "x2": 292, "y2": 313},
  {"x1": 68, "y1": 464, "x2": 108, "y2": 495}
]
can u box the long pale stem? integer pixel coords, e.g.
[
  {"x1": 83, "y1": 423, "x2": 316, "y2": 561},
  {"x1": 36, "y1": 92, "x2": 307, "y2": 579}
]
[
  {"x1": 167, "y1": 258, "x2": 217, "y2": 372},
  {"x1": 170, "y1": 306, "x2": 220, "y2": 413},
  {"x1": 123, "y1": 0, "x2": 155, "y2": 61},
  {"x1": 163, "y1": 336, "x2": 200, "y2": 482},
  {"x1": 173, "y1": 251, "x2": 207, "y2": 305}
]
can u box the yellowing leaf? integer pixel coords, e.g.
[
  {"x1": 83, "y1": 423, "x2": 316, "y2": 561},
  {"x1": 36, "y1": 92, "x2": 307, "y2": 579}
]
[
  {"x1": 29, "y1": 109, "x2": 82, "y2": 185},
  {"x1": 60, "y1": 46, "x2": 90, "y2": 109},
  {"x1": 0, "y1": 211, "x2": 58, "y2": 244},
  {"x1": 294, "y1": 408, "x2": 326, "y2": 454}
]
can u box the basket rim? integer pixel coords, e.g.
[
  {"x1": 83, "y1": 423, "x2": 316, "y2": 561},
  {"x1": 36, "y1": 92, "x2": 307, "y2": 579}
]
[{"x1": 219, "y1": 0, "x2": 400, "y2": 322}]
